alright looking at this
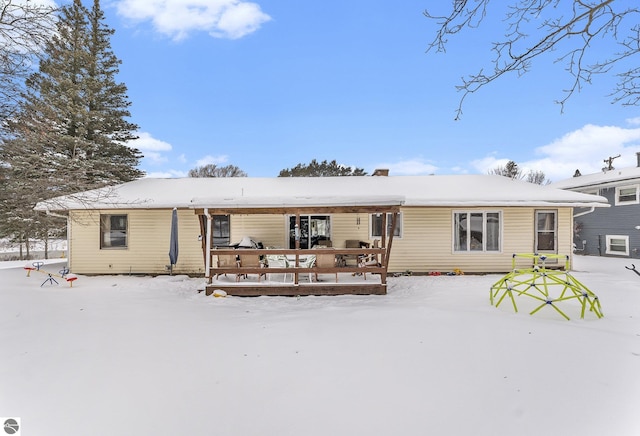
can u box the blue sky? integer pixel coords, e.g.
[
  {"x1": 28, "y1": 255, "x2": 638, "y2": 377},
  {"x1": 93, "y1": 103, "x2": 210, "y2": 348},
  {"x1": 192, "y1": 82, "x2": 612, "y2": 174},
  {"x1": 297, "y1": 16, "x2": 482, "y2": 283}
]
[{"x1": 87, "y1": 1, "x2": 640, "y2": 181}]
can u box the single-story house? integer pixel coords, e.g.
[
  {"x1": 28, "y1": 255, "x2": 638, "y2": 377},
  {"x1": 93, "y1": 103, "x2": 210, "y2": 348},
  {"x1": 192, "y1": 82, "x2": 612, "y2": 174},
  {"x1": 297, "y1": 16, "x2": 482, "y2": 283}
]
[
  {"x1": 35, "y1": 173, "x2": 608, "y2": 295},
  {"x1": 550, "y1": 153, "x2": 640, "y2": 257}
]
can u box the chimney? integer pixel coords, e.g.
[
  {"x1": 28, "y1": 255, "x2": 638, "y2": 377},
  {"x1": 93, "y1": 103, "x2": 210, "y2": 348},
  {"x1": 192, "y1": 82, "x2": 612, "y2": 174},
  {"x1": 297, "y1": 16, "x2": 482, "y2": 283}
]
[{"x1": 372, "y1": 168, "x2": 389, "y2": 177}]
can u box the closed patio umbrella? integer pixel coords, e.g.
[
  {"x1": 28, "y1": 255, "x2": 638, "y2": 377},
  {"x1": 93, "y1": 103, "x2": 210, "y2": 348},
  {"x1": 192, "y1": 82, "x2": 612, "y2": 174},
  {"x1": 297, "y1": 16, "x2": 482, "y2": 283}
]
[{"x1": 169, "y1": 208, "x2": 179, "y2": 275}]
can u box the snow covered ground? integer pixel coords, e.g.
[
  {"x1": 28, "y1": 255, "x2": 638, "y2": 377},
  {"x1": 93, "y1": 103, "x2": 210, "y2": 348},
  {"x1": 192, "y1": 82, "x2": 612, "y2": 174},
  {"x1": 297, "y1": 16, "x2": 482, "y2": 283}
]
[{"x1": 1, "y1": 255, "x2": 639, "y2": 436}]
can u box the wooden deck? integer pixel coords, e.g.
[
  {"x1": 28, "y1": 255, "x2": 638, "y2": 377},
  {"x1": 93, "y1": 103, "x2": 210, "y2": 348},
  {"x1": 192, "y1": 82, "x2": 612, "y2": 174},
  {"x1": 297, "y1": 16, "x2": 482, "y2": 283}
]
[
  {"x1": 205, "y1": 282, "x2": 386, "y2": 297},
  {"x1": 197, "y1": 205, "x2": 399, "y2": 297}
]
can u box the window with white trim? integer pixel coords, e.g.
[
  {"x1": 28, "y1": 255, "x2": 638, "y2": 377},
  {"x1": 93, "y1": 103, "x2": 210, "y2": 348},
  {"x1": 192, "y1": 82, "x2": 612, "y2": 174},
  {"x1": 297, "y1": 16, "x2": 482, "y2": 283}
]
[
  {"x1": 370, "y1": 213, "x2": 402, "y2": 239},
  {"x1": 535, "y1": 210, "x2": 557, "y2": 252},
  {"x1": 100, "y1": 214, "x2": 127, "y2": 249},
  {"x1": 615, "y1": 185, "x2": 639, "y2": 205},
  {"x1": 453, "y1": 211, "x2": 501, "y2": 252},
  {"x1": 605, "y1": 235, "x2": 629, "y2": 256}
]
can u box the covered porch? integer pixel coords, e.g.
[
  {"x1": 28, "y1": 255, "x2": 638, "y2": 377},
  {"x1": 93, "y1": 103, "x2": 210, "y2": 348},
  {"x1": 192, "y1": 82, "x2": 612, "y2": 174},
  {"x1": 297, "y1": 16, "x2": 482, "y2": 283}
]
[{"x1": 193, "y1": 198, "x2": 402, "y2": 296}]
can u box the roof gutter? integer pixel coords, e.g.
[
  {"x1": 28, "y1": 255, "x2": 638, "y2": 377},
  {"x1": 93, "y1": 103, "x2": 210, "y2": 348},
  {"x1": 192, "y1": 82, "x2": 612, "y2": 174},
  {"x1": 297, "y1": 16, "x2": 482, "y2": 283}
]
[
  {"x1": 573, "y1": 207, "x2": 596, "y2": 218},
  {"x1": 43, "y1": 210, "x2": 69, "y2": 219}
]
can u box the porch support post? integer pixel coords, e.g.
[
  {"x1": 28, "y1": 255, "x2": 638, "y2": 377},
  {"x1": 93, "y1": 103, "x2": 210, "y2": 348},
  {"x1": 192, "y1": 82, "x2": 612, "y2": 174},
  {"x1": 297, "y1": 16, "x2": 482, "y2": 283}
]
[
  {"x1": 385, "y1": 212, "x2": 398, "y2": 269},
  {"x1": 205, "y1": 208, "x2": 212, "y2": 282},
  {"x1": 294, "y1": 213, "x2": 300, "y2": 284},
  {"x1": 381, "y1": 212, "x2": 387, "y2": 250}
]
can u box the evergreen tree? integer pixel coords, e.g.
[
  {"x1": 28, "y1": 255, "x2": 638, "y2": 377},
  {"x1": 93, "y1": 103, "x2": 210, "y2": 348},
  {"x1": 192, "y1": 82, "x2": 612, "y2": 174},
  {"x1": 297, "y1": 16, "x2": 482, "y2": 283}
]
[
  {"x1": 488, "y1": 160, "x2": 522, "y2": 179},
  {"x1": 0, "y1": 0, "x2": 142, "y2": 257},
  {"x1": 85, "y1": 0, "x2": 142, "y2": 183},
  {"x1": 6, "y1": 0, "x2": 142, "y2": 191},
  {"x1": 279, "y1": 159, "x2": 367, "y2": 177}
]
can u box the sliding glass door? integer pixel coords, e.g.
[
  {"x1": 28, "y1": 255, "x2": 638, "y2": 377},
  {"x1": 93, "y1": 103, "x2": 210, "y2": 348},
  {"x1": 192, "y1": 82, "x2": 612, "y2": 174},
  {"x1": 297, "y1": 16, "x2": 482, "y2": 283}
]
[{"x1": 288, "y1": 215, "x2": 331, "y2": 249}]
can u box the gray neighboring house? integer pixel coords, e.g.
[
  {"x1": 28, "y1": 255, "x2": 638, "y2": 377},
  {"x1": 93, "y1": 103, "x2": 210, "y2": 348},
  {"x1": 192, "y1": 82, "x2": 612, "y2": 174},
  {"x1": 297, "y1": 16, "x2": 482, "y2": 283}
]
[{"x1": 550, "y1": 155, "x2": 640, "y2": 258}]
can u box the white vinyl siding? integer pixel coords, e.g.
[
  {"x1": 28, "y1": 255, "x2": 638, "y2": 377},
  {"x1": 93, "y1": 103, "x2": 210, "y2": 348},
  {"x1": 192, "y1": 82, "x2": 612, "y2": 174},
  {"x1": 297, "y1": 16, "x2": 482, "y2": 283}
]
[
  {"x1": 331, "y1": 214, "x2": 371, "y2": 248},
  {"x1": 386, "y1": 207, "x2": 573, "y2": 273},
  {"x1": 70, "y1": 209, "x2": 204, "y2": 275},
  {"x1": 230, "y1": 214, "x2": 292, "y2": 248},
  {"x1": 67, "y1": 206, "x2": 576, "y2": 275}
]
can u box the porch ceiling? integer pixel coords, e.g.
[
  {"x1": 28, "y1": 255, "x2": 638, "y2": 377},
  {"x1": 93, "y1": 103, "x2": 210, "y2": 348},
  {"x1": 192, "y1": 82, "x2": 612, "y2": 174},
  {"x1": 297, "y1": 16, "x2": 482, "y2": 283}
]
[
  {"x1": 192, "y1": 197, "x2": 402, "y2": 215},
  {"x1": 194, "y1": 203, "x2": 400, "y2": 215}
]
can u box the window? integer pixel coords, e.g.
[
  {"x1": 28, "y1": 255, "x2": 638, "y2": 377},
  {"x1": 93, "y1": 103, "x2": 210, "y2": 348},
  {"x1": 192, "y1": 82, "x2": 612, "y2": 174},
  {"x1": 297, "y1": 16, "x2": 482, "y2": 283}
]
[
  {"x1": 212, "y1": 215, "x2": 230, "y2": 247},
  {"x1": 453, "y1": 211, "x2": 500, "y2": 252},
  {"x1": 370, "y1": 213, "x2": 402, "y2": 239},
  {"x1": 615, "y1": 185, "x2": 639, "y2": 205},
  {"x1": 606, "y1": 235, "x2": 629, "y2": 256},
  {"x1": 100, "y1": 214, "x2": 127, "y2": 249},
  {"x1": 535, "y1": 210, "x2": 557, "y2": 252}
]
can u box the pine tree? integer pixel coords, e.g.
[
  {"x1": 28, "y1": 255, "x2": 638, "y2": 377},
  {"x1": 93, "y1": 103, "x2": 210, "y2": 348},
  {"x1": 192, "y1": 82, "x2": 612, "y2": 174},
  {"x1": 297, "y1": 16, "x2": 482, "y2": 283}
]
[
  {"x1": 7, "y1": 0, "x2": 142, "y2": 192},
  {"x1": 0, "y1": 0, "x2": 142, "y2": 256},
  {"x1": 85, "y1": 0, "x2": 142, "y2": 183},
  {"x1": 279, "y1": 159, "x2": 367, "y2": 177},
  {"x1": 488, "y1": 160, "x2": 522, "y2": 179}
]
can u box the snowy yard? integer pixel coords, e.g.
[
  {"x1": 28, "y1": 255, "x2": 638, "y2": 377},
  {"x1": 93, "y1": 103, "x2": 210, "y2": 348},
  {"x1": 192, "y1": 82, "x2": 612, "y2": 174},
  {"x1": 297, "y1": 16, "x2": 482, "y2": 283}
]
[{"x1": 1, "y1": 255, "x2": 639, "y2": 436}]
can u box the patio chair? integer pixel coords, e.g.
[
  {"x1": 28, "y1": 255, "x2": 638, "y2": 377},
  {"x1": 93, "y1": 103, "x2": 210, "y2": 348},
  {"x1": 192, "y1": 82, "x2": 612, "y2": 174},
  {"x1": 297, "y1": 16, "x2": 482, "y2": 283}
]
[
  {"x1": 314, "y1": 252, "x2": 338, "y2": 282},
  {"x1": 358, "y1": 239, "x2": 381, "y2": 280},
  {"x1": 216, "y1": 254, "x2": 238, "y2": 279},
  {"x1": 266, "y1": 255, "x2": 291, "y2": 283},
  {"x1": 237, "y1": 254, "x2": 265, "y2": 282},
  {"x1": 345, "y1": 239, "x2": 368, "y2": 265},
  {"x1": 299, "y1": 254, "x2": 316, "y2": 282}
]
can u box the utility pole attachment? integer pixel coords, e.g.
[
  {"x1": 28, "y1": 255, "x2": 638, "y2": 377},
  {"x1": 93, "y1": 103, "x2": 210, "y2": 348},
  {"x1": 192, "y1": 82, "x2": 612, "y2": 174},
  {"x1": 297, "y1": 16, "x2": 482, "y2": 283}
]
[{"x1": 603, "y1": 154, "x2": 621, "y2": 171}]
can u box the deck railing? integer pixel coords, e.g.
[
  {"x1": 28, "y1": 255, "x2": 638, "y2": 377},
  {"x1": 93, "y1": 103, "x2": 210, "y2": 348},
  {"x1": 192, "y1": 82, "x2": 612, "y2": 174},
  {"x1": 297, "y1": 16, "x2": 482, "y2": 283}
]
[{"x1": 208, "y1": 247, "x2": 387, "y2": 284}]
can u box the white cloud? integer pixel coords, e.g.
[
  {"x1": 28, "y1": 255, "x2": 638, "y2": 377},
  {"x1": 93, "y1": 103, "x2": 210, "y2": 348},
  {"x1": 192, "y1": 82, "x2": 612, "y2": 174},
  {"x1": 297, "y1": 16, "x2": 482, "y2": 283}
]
[
  {"x1": 127, "y1": 131, "x2": 173, "y2": 164},
  {"x1": 195, "y1": 154, "x2": 229, "y2": 167},
  {"x1": 471, "y1": 124, "x2": 640, "y2": 183},
  {"x1": 374, "y1": 159, "x2": 438, "y2": 176},
  {"x1": 115, "y1": 0, "x2": 271, "y2": 41},
  {"x1": 470, "y1": 154, "x2": 508, "y2": 174},
  {"x1": 144, "y1": 169, "x2": 189, "y2": 178},
  {"x1": 131, "y1": 131, "x2": 173, "y2": 152}
]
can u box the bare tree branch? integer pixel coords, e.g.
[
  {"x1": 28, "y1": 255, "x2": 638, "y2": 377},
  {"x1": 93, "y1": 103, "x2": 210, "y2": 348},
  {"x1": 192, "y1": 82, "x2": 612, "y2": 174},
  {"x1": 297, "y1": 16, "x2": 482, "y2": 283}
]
[
  {"x1": 425, "y1": 1, "x2": 640, "y2": 119},
  {"x1": 0, "y1": 0, "x2": 57, "y2": 124}
]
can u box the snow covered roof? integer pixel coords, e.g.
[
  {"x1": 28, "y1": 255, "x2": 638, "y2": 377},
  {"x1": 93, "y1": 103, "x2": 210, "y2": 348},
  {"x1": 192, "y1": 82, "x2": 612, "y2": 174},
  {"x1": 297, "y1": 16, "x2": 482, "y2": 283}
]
[
  {"x1": 34, "y1": 175, "x2": 609, "y2": 212},
  {"x1": 550, "y1": 166, "x2": 640, "y2": 190}
]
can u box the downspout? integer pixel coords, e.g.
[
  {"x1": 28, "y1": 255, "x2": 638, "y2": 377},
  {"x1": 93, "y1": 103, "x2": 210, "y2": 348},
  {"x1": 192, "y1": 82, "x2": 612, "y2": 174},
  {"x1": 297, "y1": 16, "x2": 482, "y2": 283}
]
[
  {"x1": 205, "y1": 208, "x2": 212, "y2": 282},
  {"x1": 572, "y1": 207, "x2": 597, "y2": 259},
  {"x1": 573, "y1": 207, "x2": 595, "y2": 218}
]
